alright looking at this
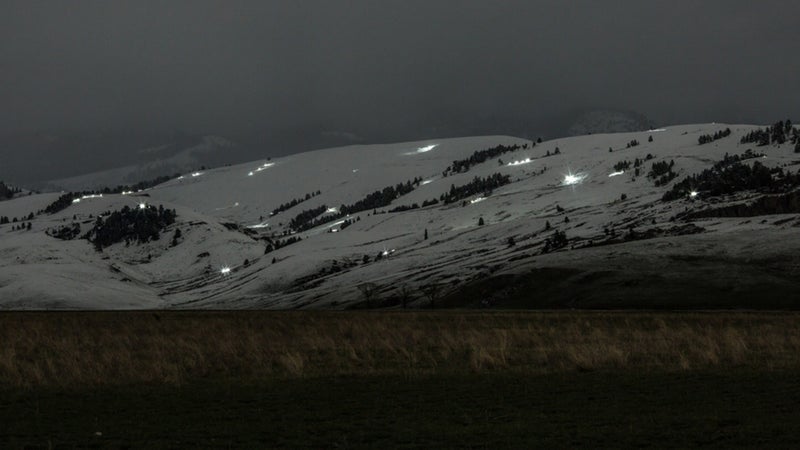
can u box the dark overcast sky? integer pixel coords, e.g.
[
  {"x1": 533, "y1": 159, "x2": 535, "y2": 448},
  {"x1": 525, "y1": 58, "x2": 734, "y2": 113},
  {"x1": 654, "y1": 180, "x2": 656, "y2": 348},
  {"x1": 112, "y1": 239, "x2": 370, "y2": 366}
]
[{"x1": 1, "y1": 0, "x2": 799, "y2": 142}]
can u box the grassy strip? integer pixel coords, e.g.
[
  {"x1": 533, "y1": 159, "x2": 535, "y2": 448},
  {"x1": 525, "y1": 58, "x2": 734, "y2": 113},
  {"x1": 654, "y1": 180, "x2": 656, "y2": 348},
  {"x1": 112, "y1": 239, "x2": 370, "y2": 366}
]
[{"x1": 2, "y1": 311, "x2": 800, "y2": 388}]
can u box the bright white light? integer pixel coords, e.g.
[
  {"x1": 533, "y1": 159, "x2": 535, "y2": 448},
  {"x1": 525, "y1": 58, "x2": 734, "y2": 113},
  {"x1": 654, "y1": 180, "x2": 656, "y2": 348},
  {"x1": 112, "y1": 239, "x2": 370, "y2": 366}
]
[
  {"x1": 562, "y1": 172, "x2": 588, "y2": 186},
  {"x1": 220, "y1": 266, "x2": 231, "y2": 275},
  {"x1": 247, "y1": 222, "x2": 270, "y2": 229},
  {"x1": 689, "y1": 191, "x2": 698, "y2": 198},
  {"x1": 470, "y1": 196, "x2": 485, "y2": 204},
  {"x1": 421, "y1": 178, "x2": 435, "y2": 185},
  {"x1": 73, "y1": 194, "x2": 104, "y2": 203},
  {"x1": 121, "y1": 190, "x2": 133, "y2": 195},
  {"x1": 352, "y1": 169, "x2": 359, "y2": 173},
  {"x1": 251, "y1": 162, "x2": 275, "y2": 174},
  {"x1": 608, "y1": 170, "x2": 624, "y2": 177},
  {"x1": 326, "y1": 207, "x2": 338, "y2": 213},
  {"x1": 416, "y1": 144, "x2": 437, "y2": 153},
  {"x1": 178, "y1": 176, "x2": 185, "y2": 180},
  {"x1": 191, "y1": 172, "x2": 202, "y2": 177},
  {"x1": 138, "y1": 203, "x2": 147, "y2": 210},
  {"x1": 648, "y1": 128, "x2": 667, "y2": 133},
  {"x1": 507, "y1": 158, "x2": 532, "y2": 166},
  {"x1": 330, "y1": 228, "x2": 339, "y2": 233}
]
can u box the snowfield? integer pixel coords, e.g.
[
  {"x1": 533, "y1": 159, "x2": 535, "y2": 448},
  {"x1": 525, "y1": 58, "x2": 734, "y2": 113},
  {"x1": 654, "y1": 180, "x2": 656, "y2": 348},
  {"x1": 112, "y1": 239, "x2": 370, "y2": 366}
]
[{"x1": 2, "y1": 124, "x2": 800, "y2": 309}]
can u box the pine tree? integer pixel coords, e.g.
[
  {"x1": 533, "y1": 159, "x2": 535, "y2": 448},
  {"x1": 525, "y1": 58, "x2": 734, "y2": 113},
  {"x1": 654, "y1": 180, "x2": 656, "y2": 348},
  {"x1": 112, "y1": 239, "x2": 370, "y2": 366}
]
[
  {"x1": 424, "y1": 228, "x2": 428, "y2": 240},
  {"x1": 478, "y1": 217, "x2": 485, "y2": 226}
]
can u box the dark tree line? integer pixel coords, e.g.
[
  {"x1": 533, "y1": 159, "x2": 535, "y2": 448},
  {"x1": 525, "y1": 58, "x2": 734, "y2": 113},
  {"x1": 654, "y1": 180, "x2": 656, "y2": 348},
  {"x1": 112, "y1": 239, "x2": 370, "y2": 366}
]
[
  {"x1": 263, "y1": 235, "x2": 302, "y2": 255},
  {"x1": 445, "y1": 143, "x2": 526, "y2": 174},
  {"x1": 271, "y1": 190, "x2": 321, "y2": 216},
  {"x1": 85, "y1": 204, "x2": 177, "y2": 250},
  {"x1": 289, "y1": 177, "x2": 422, "y2": 231},
  {"x1": 288, "y1": 204, "x2": 328, "y2": 230},
  {"x1": 648, "y1": 160, "x2": 677, "y2": 186},
  {"x1": 698, "y1": 128, "x2": 731, "y2": 145},
  {"x1": 47, "y1": 223, "x2": 82, "y2": 240},
  {"x1": 613, "y1": 160, "x2": 631, "y2": 172},
  {"x1": 43, "y1": 193, "x2": 77, "y2": 214},
  {"x1": 740, "y1": 120, "x2": 797, "y2": 146},
  {"x1": 440, "y1": 173, "x2": 511, "y2": 204},
  {"x1": 662, "y1": 159, "x2": 800, "y2": 201},
  {"x1": 0, "y1": 181, "x2": 21, "y2": 200}
]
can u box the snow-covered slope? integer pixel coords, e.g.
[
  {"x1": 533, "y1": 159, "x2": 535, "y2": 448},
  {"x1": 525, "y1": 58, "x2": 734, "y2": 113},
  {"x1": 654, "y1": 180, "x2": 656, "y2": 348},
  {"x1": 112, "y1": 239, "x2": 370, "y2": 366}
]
[{"x1": 2, "y1": 124, "x2": 799, "y2": 309}]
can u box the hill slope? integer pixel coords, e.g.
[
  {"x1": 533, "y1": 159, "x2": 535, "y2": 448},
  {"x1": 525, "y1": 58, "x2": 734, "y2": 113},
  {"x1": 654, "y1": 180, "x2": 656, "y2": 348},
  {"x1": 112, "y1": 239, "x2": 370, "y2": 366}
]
[{"x1": 2, "y1": 123, "x2": 800, "y2": 309}]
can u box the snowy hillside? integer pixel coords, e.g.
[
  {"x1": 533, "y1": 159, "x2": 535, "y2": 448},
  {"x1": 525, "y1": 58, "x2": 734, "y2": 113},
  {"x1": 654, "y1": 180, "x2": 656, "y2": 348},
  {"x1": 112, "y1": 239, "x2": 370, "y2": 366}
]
[{"x1": 2, "y1": 123, "x2": 800, "y2": 309}]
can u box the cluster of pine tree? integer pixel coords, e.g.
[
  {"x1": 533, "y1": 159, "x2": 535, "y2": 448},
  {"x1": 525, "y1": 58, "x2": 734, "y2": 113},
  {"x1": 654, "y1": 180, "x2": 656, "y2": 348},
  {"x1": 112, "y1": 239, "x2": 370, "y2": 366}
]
[
  {"x1": 626, "y1": 139, "x2": 640, "y2": 148},
  {"x1": 43, "y1": 193, "x2": 76, "y2": 214},
  {"x1": 288, "y1": 205, "x2": 328, "y2": 230},
  {"x1": 648, "y1": 160, "x2": 677, "y2": 186},
  {"x1": 698, "y1": 128, "x2": 732, "y2": 145},
  {"x1": 440, "y1": 173, "x2": 511, "y2": 204},
  {"x1": 47, "y1": 223, "x2": 81, "y2": 240},
  {"x1": 740, "y1": 120, "x2": 797, "y2": 147},
  {"x1": 271, "y1": 190, "x2": 321, "y2": 216},
  {"x1": 542, "y1": 230, "x2": 568, "y2": 253},
  {"x1": 445, "y1": 143, "x2": 525, "y2": 174},
  {"x1": 613, "y1": 160, "x2": 632, "y2": 172},
  {"x1": 289, "y1": 178, "x2": 422, "y2": 231},
  {"x1": 661, "y1": 160, "x2": 800, "y2": 201},
  {"x1": 264, "y1": 235, "x2": 302, "y2": 255},
  {"x1": 85, "y1": 204, "x2": 177, "y2": 250},
  {"x1": 0, "y1": 181, "x2": 21, "y2": 200}
]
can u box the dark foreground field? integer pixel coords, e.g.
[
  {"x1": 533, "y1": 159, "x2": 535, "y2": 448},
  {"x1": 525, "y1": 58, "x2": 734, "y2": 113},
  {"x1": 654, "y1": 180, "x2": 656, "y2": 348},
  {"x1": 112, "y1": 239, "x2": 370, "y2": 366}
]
[{"x1": 2, "y1": 311, "x2": 800, "y2": 448}]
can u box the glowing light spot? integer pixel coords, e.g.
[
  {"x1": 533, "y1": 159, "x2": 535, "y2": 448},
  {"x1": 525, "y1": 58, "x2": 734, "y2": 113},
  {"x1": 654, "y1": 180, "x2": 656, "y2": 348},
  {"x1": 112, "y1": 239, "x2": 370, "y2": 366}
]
[
  {"x1": 608, "y1": 170, "x2": 624, "y2": 177},
  {"x1": 220, "y1": 266, "x2": 231, "y2": 275},
  {"x1": 689, "y1": 191, "x2": 698, "y2": 198},
  {"x1": 470, "y1": 197, "x2": 486, "y2": 204},
  {"x1": 248, "y1": 172, "x2": 254, "y2": 176},
  {"x1": 73, "y1": 194, "x2": 104, "y2": 203},
  {"x1": 416, "y1": 144, "x2": 437, "y2": 153},
  {"x1": 138, "y1": 203, "x2": 147, "y2": 210},
  {"x1": 562, "y1": 172, "x2": 588, "y2": 186},
  {"x1": 326, "y1": 207, "x2": 338, "y2": 214},
  {"x1": 421, "y1": 178, "x2": 434, "y2": 185},
  {"x1": 247, "y1": 222, "x2": 270, "y2": 229},
  {"x1": 352, "y1": 169, "x2": 359, "y2": 173},
  {"x1": 507, "y1": 158, "x2": 532, "y2": 166},
  {"x1": 178, "y1": 176, "x2": 185, "y2": 180},
  {"x1": 191, "y1": 172, "x2": 202, "y2": 177},
  {"x1": 330, "y1": 228, "x2": 339, "y2": 233},
  {"x1": 648, "y1": 128, "x2": 667, "y2": 133}
]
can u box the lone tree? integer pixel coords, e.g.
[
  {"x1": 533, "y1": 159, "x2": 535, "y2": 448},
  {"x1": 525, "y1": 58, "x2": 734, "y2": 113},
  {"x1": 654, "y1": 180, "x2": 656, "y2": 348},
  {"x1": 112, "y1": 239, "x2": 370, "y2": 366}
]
[
  {"x1": 358, "y1": 282, "x2": 379, "y2": 308},
  {"x1": 421, "y1": 283, "x2": 442, "y2": 309},
  {"x1": 396, "y1": 284, "x2": 414, "y2": 309},
  {"x1": 478, "y1": 217, "x2": 485, "y2": 226}
]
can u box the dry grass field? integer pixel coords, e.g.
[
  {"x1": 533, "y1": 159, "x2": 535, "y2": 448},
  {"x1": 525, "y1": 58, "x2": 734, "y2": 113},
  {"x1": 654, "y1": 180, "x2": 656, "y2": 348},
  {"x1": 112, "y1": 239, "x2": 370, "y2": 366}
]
[
  {"x1": 4, "y1": 311, "x2": 800, "y2": 448},
  {"x1": 2, "y1": 310, "x2": 800, "y2": 387}
]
